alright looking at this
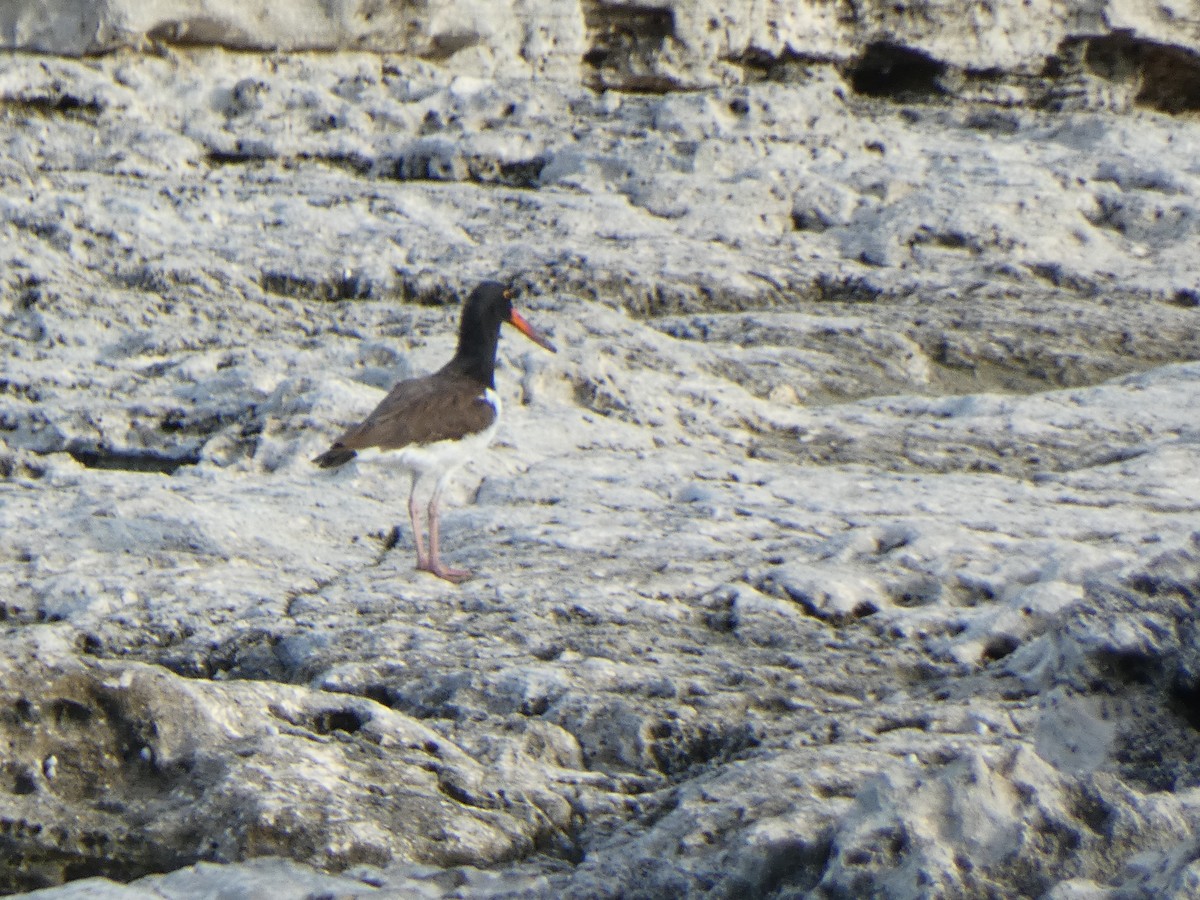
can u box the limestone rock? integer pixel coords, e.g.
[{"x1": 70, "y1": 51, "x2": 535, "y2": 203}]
[{"x1": 2, "y1": 3, "x2": 1200, "y2": 897}]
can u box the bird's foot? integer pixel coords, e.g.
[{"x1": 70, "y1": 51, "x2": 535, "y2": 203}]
[{"x1": 419, "y1": 562, "x2": 473, "y2": 584}]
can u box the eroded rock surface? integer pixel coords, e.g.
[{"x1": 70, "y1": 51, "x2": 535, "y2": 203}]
[{"x1": 2, "y1": 3, "x2": 1200, "y2": 898}]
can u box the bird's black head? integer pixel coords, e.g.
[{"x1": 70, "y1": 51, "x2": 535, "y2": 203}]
[
  {"x1": 461, "y1": 281, "x2": 512, "y2": 336},
  {"x1": 453, "y1": 281, "x2": 556, "y2": 386}
]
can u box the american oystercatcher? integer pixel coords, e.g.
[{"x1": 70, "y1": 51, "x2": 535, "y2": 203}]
[{"x1": 314, "y1": 281, "x2": 557, "y2": 583}]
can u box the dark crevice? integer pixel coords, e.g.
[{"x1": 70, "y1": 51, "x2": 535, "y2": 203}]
[
  {"x1": 0, "y1": 454, "x2": 46, "y2": 480},
  {"x1": 981, "y1": 634, "x2": 1021, "y2": 663},
  {"x1": 436, "y1": 775, "x2": 490, "y2": 808},
  {"x1": 1169, "y1": 289, "x2": 1200, "y2": 308},
  {"x1": 723, "y1": 47, "x2": 819, "y2": 82},
  {"x1": 582, "y1": 3, "x2": 679, "y2": 92},
  {"x1": 1085, "y1": 33, "x2": 1200, "y2": 114},
  {"x1": 1042, "y1": 33, "x2": 1200, "y2": 114},
  {"x1": 260, "y1": 270, "x2": 461, "y2": 307},
  {"x1": 295, "y1": 152, "x2": 373, "y2": 175},
  {"x1": 260, "y1": 269, "x2": 374, "y2": 303},
  {"x1": 812, "y1": 274, "x2": 892, "y2": 304},
  {"x1": 204, "y1": 148, "x2": 274, "y2": 166},
  {"x1": 1, "y1": 94, "x2": 104, "y2": 122},
  {"x1": 847, "y1": 42, "x2": 948, "y2": 99},
  {"x1": 375, "y1": 150, "x2": 547, "y2": 188},
  {"x1": 752, "y1": 834, "x2": 835, "y2": 895},
  {"x1": 68, "y1": 448, "x2": 199, "y2": 475},
  {"x1": 583, "y1": 3, "x2": 673, "y2": 39},
  {"x1": 874, "y1": 715, "x2": 931, "y2": 735},
  {"x1": 205, "y1": 149, "x2": 375, "y2": 174},
  {"x1": 1135, "y1": 44, "x2": 1200, "y2": 113},
  {"x1": 645, "y1": 720, "x2": 760, "y2": 777},
  {"x1": 1169, "y1": 675, "x2": 1200, "y2": 731},
  {"x1": 498, "y1": 156, "x2": 549, "y2": 187},
  {"x1": 421, "y1": 31, "x2": 482, "y2": 62},
  {"x1": 597, "y1": 74, "x2": 688, "y2": 95},
  {"x1": 1095, "y1": 649, "x2": 1162, "y2": 686},
  {"x1": 311, "y1": 709, "x2": 366, "y2": 736}
]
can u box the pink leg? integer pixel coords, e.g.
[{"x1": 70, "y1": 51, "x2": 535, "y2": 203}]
[
  {"x1": 408, "y1": 488, "x2": 429, "y2": 570},
  {"x1": 420, "y1": 483, "x2": 472, "y2": 584}
]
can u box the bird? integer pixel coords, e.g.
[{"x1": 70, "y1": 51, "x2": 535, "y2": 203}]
[{"x1": 313, "y1": 281, "x2": 557, "y2": 583}]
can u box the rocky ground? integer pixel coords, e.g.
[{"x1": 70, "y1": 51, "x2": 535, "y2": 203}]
[{"x1": 2, "y1": 2, "x2": 1200, "y2": 897}]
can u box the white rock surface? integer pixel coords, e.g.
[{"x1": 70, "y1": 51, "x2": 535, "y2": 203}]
[
  {"x1": 7, "y1": 0, "x2": 1200, "y2": 99},
  {"x1": 1, "y1": 4, "x2": 1200, "y2": 897}
]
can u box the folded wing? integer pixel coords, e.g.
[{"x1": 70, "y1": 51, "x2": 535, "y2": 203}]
[{"x1": 313, "y1": 372, "x2": 497, "y2": 468}]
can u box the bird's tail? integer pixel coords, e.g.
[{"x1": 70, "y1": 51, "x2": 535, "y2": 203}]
[{"x1": 313, "y1": 445, "x2": 357, "y2": 468}]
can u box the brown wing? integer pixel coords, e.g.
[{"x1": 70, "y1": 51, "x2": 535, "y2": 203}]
[{"x1": 331, "y1": 371, "x2": 496, "y2": 453}]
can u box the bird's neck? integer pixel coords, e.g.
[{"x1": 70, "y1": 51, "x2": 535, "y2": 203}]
[{"x1": 450, "y1": 319, "x2": 501, "y2": 388}]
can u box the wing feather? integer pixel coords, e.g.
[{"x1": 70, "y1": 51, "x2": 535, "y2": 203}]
[{"x1": 331, "y1": 373, "x2": 496, "y2": 452}]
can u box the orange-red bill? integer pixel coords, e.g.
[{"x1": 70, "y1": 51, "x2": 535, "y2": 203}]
[{"x1": 508, "y1": 309, "x2": 557, "y2": 353}]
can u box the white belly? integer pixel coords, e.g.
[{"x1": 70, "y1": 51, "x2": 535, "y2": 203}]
[{"x1": 354, "y1": 388, "x2": 500, "y2": 487}]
